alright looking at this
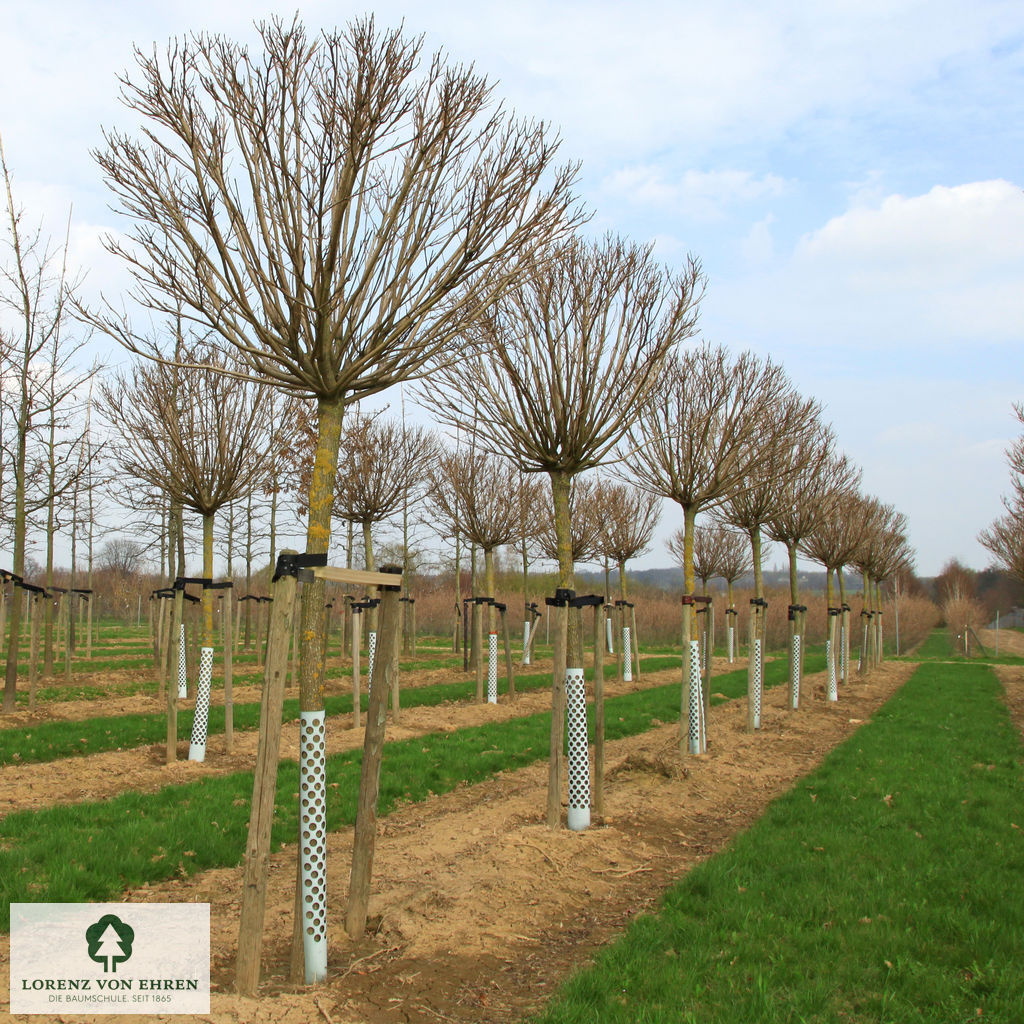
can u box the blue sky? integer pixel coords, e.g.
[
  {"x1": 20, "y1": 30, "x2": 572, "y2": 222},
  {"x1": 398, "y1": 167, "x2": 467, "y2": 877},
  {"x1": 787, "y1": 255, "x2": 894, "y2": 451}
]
[{"x1": 1, "y1": 0, "x2": 1022, "y2": 577}]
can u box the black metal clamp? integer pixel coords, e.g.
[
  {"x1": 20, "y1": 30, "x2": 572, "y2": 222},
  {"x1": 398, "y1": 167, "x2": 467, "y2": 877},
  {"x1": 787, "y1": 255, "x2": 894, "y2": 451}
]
[{"x1": 272, "y1": 551, "x2": 329, "y2": 583}]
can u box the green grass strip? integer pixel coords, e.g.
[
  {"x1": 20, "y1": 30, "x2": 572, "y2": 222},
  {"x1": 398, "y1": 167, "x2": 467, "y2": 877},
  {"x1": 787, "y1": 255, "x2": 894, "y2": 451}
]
[
  {"x1": 0, "y1": 655, "x2": 817, "y2": 927},
  {"x1": 0, "y1": 655, "x2": 688, "y2": 766},
  {"x1": 901, "y1": 629, "x2": 1024, "y2": 666},
  {"x1": 533, "y1": 660, "x2": 1024, "y2": 1024}
]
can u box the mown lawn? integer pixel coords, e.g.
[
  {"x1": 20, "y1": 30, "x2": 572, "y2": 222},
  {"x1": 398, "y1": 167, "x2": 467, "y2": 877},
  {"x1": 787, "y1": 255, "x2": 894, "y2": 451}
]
[{"x1": 533, "y1": 660, "x2": 1024, "y2": 1023}]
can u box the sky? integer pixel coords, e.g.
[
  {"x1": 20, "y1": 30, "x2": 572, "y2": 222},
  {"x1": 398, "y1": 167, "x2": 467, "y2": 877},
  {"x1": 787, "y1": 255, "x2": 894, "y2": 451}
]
[{"x1": 0, "y1": 0, "x2": 1022, "y2": 578}]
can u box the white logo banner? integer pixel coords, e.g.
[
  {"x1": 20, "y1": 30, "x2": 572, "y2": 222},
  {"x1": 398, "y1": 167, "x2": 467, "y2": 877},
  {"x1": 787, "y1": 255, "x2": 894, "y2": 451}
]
[{"x1": 10, "y1": 902, "x2": 210, "y2": 1015}]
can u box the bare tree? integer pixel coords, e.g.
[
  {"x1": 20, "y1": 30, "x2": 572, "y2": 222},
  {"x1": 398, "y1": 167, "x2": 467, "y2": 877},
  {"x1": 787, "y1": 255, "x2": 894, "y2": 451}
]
[
  {"x1": 97, "y1": 537, "x2": 148, "y2": 577},
  {"x1": 333, "y1": 413, "x2": 438, "y2": 577},
  {"x1": 0, "y1": 132, "x2": 93, "y2": 710},
  {"x1": 628, "y1": 344, "x2": 794, "y2": 752},
  {"x1": 630, "y1": 345, "x2": 794, "y2": 600},
  {"x1": 979, "y1": 403, "x2": 1024, "y2": 582},
  {"x1": 767, "y1": 429, "x2": 858, "y2": 708},
  {"x1": 857, "y1": 505, "x2": 911, "y2": 666},
  {"x1": 979, "y1": 508, "x2": 1024, "y2": 582},
  {"x1": 712, "y1": 391, "x2": 821, "y2": 601},
  {"x1": 594, "y1": 479, "x2": 660, "y2": 601},
  {"x1": 425, "y1": 234, "x2": 703, "y2": 828},
  {"x1": 82, "y1": 16, "x2": 582, "y2": 971},
  {"x1": 427, "y1": 448, "x2": 539, "y2": 698},
  {"x1": 101, "y1": 338, "x2": 281, "y2": 758},
  {"x1": 536, "y1": 474, "x2": 604, "y2": 569},
  {"x1": 801, "y1": 479, "x2": 865, "y2": 693}
]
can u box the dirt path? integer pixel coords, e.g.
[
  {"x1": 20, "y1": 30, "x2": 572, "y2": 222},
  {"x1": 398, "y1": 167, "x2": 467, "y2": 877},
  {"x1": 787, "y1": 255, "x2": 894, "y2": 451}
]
[
  {"x1": 0, "y1": 659, "x2": 914, "y2": 1024},
  {"x1": 993, "y1": 663, "x2": 1024, "y2": 740}
]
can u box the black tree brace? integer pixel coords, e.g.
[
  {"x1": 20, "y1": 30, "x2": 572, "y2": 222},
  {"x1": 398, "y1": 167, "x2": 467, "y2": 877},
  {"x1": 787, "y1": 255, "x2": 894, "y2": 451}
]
[{"x1": 272, "y1": 551, "x2": 329, "y2": 583}]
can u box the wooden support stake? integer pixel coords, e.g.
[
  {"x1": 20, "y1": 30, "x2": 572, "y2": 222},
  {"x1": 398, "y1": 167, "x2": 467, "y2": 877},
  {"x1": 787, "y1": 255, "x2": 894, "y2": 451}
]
[
  {"x1": 167, "y1": 589, "x2": 184, "y2": 764},
  {"x1": 630, "y1": 604, "x2": 641, "y2": 684},
  {"x1": 234, "y1": 569, "x2": 298, "y2": 996},
  {"x1": 474, "y1": 600, "x2": 484, "y2": 703},
  {"x1": 591, "y1": 603, "x2": 605, "y2": 817},
  {"x1": 28, "y1": 594, "x2": 41, "y2": 711},
  {"x1": 224, "y1": 586, "x2": 234, "y2": 754},
  {"x1": 500, "y1": 605, "x2": 516, "y2": 698},
  {"x1": 346, "y1": 572, "x2": 402, "y2": 939},
  {"x1": 289, "y1": 594, "x2": 301, "y2": 688},
  {"x1": 351, "y1": 610, "x2": 362, "y2": 729}
]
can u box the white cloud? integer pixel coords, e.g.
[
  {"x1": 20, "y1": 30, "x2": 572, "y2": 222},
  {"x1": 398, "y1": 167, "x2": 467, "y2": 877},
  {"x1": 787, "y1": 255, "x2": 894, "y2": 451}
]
[
  {"x1": 740, "y1": 214, "x2": 777, "y2": 265},
  {"x1": 796, "y1": 180, "x2": 1024, "y2": 284},
  {"x1": 715, "y1": 179, "x2": 1024, "y2": 349},
  {"x1": 602, "y1": 166, "x2": 787, "y2": 220}
]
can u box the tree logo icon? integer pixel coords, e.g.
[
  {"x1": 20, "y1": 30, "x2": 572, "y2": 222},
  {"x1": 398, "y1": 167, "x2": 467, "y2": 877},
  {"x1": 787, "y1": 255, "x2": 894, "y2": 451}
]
[{"x1": 85, "y1": 914, "x2": 135, "y2": 973}]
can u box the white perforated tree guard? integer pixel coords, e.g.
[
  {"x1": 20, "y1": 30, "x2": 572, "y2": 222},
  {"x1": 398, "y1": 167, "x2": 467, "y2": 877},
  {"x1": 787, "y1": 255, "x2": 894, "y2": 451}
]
[
  {"x1": 299, "y1": 709, "x2": 327, "y2": 982},
  {"x1": 522, "y1": 619, "x2": 531, "y2": 665},
  {"x1": 487, "y1": 631, "x2": 498, "y2": 704},
  {"x1": 688, "y1": 639, "x2": 704, "y2": 754},
  {"x1": 790, "y1": 633, "x2": 801, "y2": 710},
  {"x1": 177, "y1": 623, "x2": 187, "y2": 698},
  {"x1": 827, "y1": 638, "x2": 838, "y2": 702},
  {"x1": 367, "y1": 630, "x2": 377, "y2": 693},
  {"x1": 606, "y1": 615, "x2": 614, "y2": 654},
  {"x1": 188, "y1": 646, "x2": 214, "y2": 761},
  {"x1": 727, "y1": 624, "x2": 735, "y2": 664},
  {"x1": 622, "y1": 626, "x2": 633, "y2": 682},
  {"x1": 753, "y1": 637, "x2": 763, "y2": 729},
  {"x1": 841, "y1": 617, "x2": 849, "y2": 684},
  {"x1": 565, "y1": 667, "x2": 590, "y2": 830}
]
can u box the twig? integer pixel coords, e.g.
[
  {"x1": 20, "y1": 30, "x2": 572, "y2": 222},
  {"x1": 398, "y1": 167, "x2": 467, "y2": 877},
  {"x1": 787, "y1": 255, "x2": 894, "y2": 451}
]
[
  {"x1": 314, "y1": 996, "x2": 335, "y2": 1024},
  {"x1": 514, "y1": 840, "x2": 560, "y2": 866},
  {"x1": 338, "y1": 944, "x2": 401, "y2": 980},
  {"x1": 593, "y1": 865, "x2": 652, "y2": 878}
]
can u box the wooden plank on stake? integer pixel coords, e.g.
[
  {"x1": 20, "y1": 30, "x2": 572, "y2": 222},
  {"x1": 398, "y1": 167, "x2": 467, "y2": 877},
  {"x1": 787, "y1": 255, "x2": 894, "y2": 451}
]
[
  {"x1": 235, "y1": 560, "x2": 298, "y2": 996},
  {"x1": 346, "y1": 565, "x2": 403, "y2": 939},
  {"x1": 311, "y1": 564, "x2": 407, "y2": 589}
]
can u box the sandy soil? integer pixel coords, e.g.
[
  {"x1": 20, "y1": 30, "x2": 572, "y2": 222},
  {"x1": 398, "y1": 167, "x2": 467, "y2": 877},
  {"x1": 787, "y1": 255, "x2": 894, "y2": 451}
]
[{"x1": 0, "y1": 654, "x2": 920, "y2": 1024}]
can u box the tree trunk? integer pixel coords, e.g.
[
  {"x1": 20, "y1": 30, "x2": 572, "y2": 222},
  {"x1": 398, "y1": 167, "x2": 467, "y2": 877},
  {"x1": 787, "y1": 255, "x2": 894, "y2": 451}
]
[{"x1": 294, "y1": 395, "x2": 344, "y2": 985}]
